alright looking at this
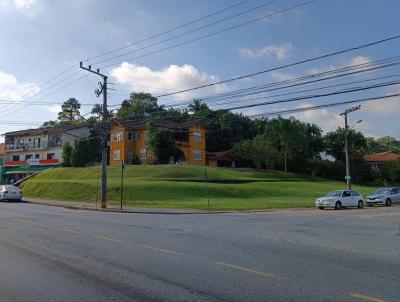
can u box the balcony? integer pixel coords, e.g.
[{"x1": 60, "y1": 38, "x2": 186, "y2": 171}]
[
  {"x1": 5, "y1": 141, "x2": 62, "y2": 152},
  {"x1": 3, "y1": 159, "x2": 60, "y2": 167}
]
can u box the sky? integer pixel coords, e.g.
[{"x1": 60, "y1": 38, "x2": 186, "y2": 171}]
[{"x1": 1, "y1": 0, "x2": 400, "y2": 142}]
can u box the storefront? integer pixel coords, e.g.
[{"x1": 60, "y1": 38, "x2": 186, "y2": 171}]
[{"x1": 2, "y1": 159, "x2": 60, "y2": 184}]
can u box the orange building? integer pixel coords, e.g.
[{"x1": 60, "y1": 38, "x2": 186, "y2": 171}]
[{"x1": 109, "y1": 118, "x2": 207, "y2": 166}]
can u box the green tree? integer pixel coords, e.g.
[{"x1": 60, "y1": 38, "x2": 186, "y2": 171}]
[
  {"x1": 58, "y1": 97, "x2": 83, "y2": 123},
  {"x1": 116, "y1": 92, "x2": 161, "y2": 119},
  {"x1": 62, "y1": 141, "x2": 73, "y2": 167},
  {"x1": 71, "y1": 139, "x2": 91, "y2": 167},
  {"x1": 233, "y1": 135, "x2": 280, "y2": 169},
  {"x1": 324, "y1": 127, "x2": 367, "y2": 161},
  {"x1": 147, "y1": 124, "x2": 176, "y2": 164}
]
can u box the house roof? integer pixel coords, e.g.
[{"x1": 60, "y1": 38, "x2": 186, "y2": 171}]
[
  {"x1": 111, "y1": 118, "x2": 205, "y2": 131},
  {"x1": 4, "y1": 123, "x2": 91, "y2": 137},
  {"x1": 364, "y1": 151, "x2": 400, "y2": 162},
  {"x1": 0, "y1": 143, "x2": 4, "y2": 156}
]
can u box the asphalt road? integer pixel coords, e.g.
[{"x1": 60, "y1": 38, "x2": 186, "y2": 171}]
[{"x1": 0, "y1": 202, "x2": 399, "y2": 302}]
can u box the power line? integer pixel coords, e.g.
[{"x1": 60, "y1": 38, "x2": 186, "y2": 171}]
[
  {"x1": 92, "y1": 0, "x2": 280, "y2": 65},
  {"x1": 250, "y1": 93, "x2": 400, "y2": 117},
  {"x1": 99, "y1": 0, "x2": 316, "y2": 69},
  {"x1": 225, "y1": 78, "x2": 400, "y2": 111},
  {"x1": 166, "y1": 57, "x2": 400, "y2": 108},
  {"x1": 84, "y1": 0, "x2": 255, "y2": 62},
  {"x1": 155, "y1": 34, "x2": 400, "y2": 98}
]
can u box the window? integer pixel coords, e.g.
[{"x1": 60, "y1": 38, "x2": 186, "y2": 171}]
[
  {"x1": 35, "y1": 154, "x2": 40, "y2": 159},
  {"x1": 193, "y1": 150, "x2": 201, "y2": 161},
  {"x1": 127, "y1": 132, "x2": 140, "y2": 141},
  {"x1": 193, "y1": 132, "x2": 201, "y2": 143},
  {"x1": 351, "y1": 191, "x2": 360, "y2": 196},
  {"x1": 342, "y1": 191, "x2": 351, "y2": 197},
  {"x1": 112, "y1": 132, "x2": 123, "y2": 142},
  {"x1": 12, "y1": 155, "x2": 20, "y2": 161},
  {"x1": 391, "y1": 188, "x2": 399, "y2": 194},
  {"x1": 34, "y1": 138, "x2": 41, "y2": 148},
  {"x1": 113, "y1": 150, "x2": 121, "y2": 161},
  {"x1": 127, "y1": 150, "x2": 133, "y2": 162},
  {"x1": 47, "y1": 153, "x2": 55, "y2": 160},
  {"x1": 25, "y1": 154, "x2": 33, "y2": 160},
  {"x1": 140, "y1": 148, "x2": 147, "y2": 160}
]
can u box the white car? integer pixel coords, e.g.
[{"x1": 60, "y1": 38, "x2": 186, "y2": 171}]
[
  {"x1": 0, "y1": 185, "x2": 23, "y2": 202},
  {"x1": 315, "y1": 190, "x2": 364, "y2": 210},
  {"x1": 366, "y1": 187, "x2": 400, "y2": 206}
]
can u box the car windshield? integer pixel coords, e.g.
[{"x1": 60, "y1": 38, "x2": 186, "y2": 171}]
[
  {"x1": 372, "y1": 188, "x2": 390, "y2": 195},
  {"x1": 325, "y1": 191, "x2": 342, "y2": 197}
]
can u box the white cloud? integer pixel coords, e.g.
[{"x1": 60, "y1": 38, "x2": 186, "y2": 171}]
[
  {"x1": 110, "y1": 62, "x2": 228, "y2": 101},
  {"x1": 238, "y1": 43, "x2": 293, "y2": 60},
  {"x1": 269, "y1": 71, "x2": 296, "y2": 82},
  {"x1": 0, "y1": 70, "x2": 40, "y2": 101},
  {"x1": 0, "y1": 0, "x2": 41, "y2": 16},
  {"x1": 362, "y1": 84, "x2": 400, "y2": 116},
  {"x1": 47, "y1": 105, "x2": 61, "y2": 114},
  {"x1": 290, "y1": 103, "x2": 344, "y2": 133}
]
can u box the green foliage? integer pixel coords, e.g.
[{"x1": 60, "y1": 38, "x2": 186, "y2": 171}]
[
  {"x1": 365, "y1": 136, "x2": 400, "y2": 153},
  {"x1": 58, "y1": 97, "x2": 83, "y2": 123},
  {"x1": 62, "y1": 141, "x2": 73, "y2": 167},
  {"x1": 147, "y1": 123, "x2": 176, "y2": 164},
  {"x1": 232, "y1": 135, "x2": 280, "y2": 169},
  {"x1": 116, "y1": 92, "x2": 161, "y2": 119},
  {"x1": 381, "y1": 160, "x2": 400, "y2": 184},
  {"x1": 41, "y1": 120, "x2": 59, "y2": 127},
  {"x1": 71, "y1": 139, "x2": 91, "y2": 167},
  {"x1": 324, "y1": 127, "x2": 367, "y2": 161}
]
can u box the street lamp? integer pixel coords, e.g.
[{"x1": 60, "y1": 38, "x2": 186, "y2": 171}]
[{"x1": 339, "y1": 105, "x2": 361, "y2": 190}]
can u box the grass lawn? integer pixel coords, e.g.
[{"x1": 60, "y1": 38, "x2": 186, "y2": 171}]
[{"x1": 20, "y1": 165, "x2": 377, "y2": 210}]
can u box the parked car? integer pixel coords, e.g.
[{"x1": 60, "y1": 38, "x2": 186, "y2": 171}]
[
  {"x1": 0, "y1": 185, "x2": 23, "y2": 202},
  {"x1": 315, "y1": 190, "x2": 364, "y2": 210},
  {"x1": 366, "y1": 187, "x2": 400, "y2": 206}
]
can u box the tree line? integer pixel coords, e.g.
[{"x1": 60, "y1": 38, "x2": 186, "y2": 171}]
[{"x1": 44, "y1": 93, "x2": 400, "y2": 184}]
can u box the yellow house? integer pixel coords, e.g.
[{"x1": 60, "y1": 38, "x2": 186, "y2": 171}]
[{"x1": 109, "y1": 118, "x2": 207, "y2": 166}]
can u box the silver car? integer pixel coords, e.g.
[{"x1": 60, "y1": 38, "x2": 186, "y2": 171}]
[
  {"x1": 366, "y1": 187, "x2": 400, "y2": 206},
  {"x1": 0, "y1": 185, "x2": 23, "y2": 202}
]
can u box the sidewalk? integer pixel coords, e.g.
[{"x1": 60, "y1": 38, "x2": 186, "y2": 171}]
[{"x1": 23, "y1": 197, "x2": 209, "y2": 214}]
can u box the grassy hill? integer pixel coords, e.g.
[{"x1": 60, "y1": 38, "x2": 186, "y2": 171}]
[{"x1": 20, "y1": 165, "x2": 377, "y2": 210}]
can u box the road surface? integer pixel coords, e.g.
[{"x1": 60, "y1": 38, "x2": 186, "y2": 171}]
[{"x1": 0, "y1": 202, "x2": 399, "y2": 302}]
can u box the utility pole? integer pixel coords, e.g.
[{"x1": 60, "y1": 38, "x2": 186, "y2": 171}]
[
  {"x1": 80, "y1": 62, "x2": 108, "y2": 209},
  {"x1": 339, "y1": 105, "x2": 361, "y2": 190}
]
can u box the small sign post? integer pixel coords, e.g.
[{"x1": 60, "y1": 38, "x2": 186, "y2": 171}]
[{"x1": 120, "y1": 160, "x2": 125, "y2": 211}]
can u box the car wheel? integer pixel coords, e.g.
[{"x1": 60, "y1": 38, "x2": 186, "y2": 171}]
[
  {"x1": 335, "y1": 201, "x2": 342, "y2": 210},
  {"x1": 318, "y1": 206, "x2": 324, "y2": 210},
  {"x1": 357, "y1": 200, "x2": 364, "y2": 209},
  {"x1": 386, "y1": 199, "x2": 392, "y2": 207}
]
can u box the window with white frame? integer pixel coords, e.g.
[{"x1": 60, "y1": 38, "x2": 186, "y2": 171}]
[
  {"x1": 113, "y1": 150, "x2": 121, "y2": 161},
  {"x1": 193, "y1": 150, "x2": 201, "y2": 161},
  {"x1": 193, "y1": 132, "x2": 201, "y2": 143},
  {"x1": 140, "y1": 148, "x2": 147, "y2": 160},
  {"x1": 112, "y1": 132, "x2": 123, "y2": 142}
]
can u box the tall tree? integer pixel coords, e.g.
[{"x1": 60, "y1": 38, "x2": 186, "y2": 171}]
[
  {"x1": 116, "y1": 92, "x2": 161, "y2": 119},
  {"x1": 58, "y1": 97, "x2": 83, "y2": 123},
  {"x1": 147, "y1": 123, "x2": 176, "y2": 164},
  {"x1": 61, "y1": 141, "x2": 73, "y2": 167}
]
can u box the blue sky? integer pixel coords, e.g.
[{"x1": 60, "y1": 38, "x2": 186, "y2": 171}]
[{"x1": 1, "y1": 0, "x2": 399, "y2": 141}]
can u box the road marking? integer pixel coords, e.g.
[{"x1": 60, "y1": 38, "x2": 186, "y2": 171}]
[
  {"x1": 350, "y1": 292, "x2": 387, "y2": 302},
  {"x1": 216, "y1": 261, "x2": 274, "y2": 278},
  {"x1": 58, "y1": 228, "x2": 81, "y2": 234},
  {"x1": 141, "y1": 245, "x2": 182, "y2": 256},
  {"x1": 31, "y1": 222, "x2": 50, "y2": 228},
  {"x1": 14, "y1": 218, "x2": 31, "y2": 223},
  {"x1": 93, "y1": 235, "x2": 121, "y2": 243},
  {"x1": 0, "y1": 214, "x2": 9, "y2": 219}
]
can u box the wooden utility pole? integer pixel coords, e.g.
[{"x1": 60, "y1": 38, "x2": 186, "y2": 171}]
[{"x1": 80, "y1": 62, "x2": 108, "y2": 209}]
